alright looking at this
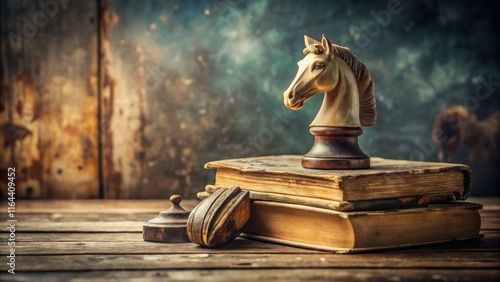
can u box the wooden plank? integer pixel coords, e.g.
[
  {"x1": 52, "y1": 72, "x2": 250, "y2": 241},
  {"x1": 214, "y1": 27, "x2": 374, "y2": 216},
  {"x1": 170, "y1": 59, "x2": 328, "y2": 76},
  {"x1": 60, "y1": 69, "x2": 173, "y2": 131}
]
[
  {"x1": 0, "y1": 231, "x2": 497, "y2": 255},
  {"x1": 4, "y1": 269, "x2": 500, "y2": 282},
  {"x1": 0, "y1": 199, "x2": 496, "y2": 280},
  {"x1": 0, "y1": 212, "x2": 158, "y2": 222},
  {"x1": 7, "y1": 238, "x2": 324, "y2": 255},
  {"x1": 0, "y1": 199, "x2": 199, "y2": 214},
  {"x1": 0, "y1": 221, "x2": 143, "y2": 232},
  {"x1": 0, "y1": 198, "x2": 496, "y2": 231},
  {"x1": 5, "y1": 238, "x2": 499, "y2": 256},
  {"x1": 469, "y1": 197, "x2": 500, "y2": 211},
  {"x1": 481, "y1": 210, "x2": 500, "y2": 230},
  {"x1": 6, "y1": 252, "x2": 500, "y2": 272},
  {"x1": 5, "y1": 230, "x2": 499, "y2": 243},
  {"x1": 2, "y1": 218, "x2": 498, "y2": 233},
  {"x1": 0, "y1": 0, "x2": 99, "y2": 199},
  {"x1": 0, "y1": 232, "x2": 142, "y2": 242}
]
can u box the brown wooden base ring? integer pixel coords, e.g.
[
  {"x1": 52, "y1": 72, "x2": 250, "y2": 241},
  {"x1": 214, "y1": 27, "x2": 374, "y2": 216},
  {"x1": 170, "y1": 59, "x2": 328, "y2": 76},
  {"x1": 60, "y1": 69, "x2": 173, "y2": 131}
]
[{"x1": 302, "y1": 126, "x2": 370, "y2": 169}]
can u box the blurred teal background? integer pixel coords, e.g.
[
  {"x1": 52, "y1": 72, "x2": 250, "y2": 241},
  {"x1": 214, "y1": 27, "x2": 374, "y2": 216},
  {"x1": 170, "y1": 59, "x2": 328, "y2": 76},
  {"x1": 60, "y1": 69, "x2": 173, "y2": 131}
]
[{"x1": 112, "y1": 0, "x2": 498, "y2": 195}]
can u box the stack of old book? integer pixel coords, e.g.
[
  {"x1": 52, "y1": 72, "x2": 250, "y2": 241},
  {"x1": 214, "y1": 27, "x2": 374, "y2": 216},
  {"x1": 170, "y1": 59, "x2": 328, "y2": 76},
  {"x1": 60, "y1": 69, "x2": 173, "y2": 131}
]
[{"x1": 198, "y1": 155, "x2": 482, "y2": 253}]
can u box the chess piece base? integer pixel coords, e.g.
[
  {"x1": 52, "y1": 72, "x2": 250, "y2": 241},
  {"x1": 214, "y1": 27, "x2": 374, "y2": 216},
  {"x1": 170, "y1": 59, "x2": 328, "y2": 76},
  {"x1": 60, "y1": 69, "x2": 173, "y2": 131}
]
[{"x1": 302, "y1": 126, "x2": 370, "y2": 169}]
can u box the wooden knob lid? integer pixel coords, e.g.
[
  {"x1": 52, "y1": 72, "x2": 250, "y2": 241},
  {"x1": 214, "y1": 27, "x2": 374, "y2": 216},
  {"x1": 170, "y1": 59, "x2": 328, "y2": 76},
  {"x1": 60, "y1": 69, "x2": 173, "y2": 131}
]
[{"x1": 143, "y1": 195, "x2": 191, "y2": 243}]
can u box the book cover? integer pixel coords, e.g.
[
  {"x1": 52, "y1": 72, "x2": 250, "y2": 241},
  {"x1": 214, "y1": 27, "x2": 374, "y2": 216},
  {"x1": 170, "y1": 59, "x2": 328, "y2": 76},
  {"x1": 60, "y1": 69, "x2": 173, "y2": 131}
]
[{"x1": 241, "y1": 201, "x2": 482, "y2": 253}]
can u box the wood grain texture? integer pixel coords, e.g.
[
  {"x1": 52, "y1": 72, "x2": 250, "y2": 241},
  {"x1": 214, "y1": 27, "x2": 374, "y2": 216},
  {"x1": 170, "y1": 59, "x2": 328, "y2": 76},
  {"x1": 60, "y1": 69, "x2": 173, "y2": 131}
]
[
  {"x1": 4, "y1": 230, "x2": 498, "y2": 246},
  {"x1": 0, "y1": 199, "x2": 498, "y2": 281},
  {"x1": 2, "y1": 232, "x2": 498, "y2": 255},
  {"x1": 3, "y1": 238, "x2": 324, "y2": 255},
  {"x1": 3, "y1": 269, "x2": 500, "y2": 282},
  {"x1": 0, "y1": 0, "x2": 99, "y2": 199},
  {"x1": 6, "y1": 252, "x2": 500, "y2": 272},
  {"x1": 0, "y1": 216, "x2": 496, "y2": 238},
  {"x1": 0, "y1": 199, "x2": 198, "y2": 213}
]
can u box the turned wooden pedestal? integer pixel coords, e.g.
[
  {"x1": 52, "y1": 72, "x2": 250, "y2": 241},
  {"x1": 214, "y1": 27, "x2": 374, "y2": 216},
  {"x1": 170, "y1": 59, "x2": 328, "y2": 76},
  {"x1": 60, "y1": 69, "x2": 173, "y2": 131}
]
[{"x1": 302, "y1": 126, "x2": 370, "y2": 169}]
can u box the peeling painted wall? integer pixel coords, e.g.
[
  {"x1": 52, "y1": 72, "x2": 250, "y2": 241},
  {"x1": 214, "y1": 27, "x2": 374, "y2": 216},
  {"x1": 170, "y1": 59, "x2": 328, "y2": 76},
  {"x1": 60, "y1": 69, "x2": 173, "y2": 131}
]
[{"x1": 1, "y1": 0, "x2": 99, "y2": 199}]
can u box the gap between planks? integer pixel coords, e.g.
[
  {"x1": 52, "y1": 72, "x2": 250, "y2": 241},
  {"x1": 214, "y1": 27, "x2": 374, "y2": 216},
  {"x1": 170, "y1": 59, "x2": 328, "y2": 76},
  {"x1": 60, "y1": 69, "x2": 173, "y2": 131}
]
[
  {"x1": 6, "y1": 231, "x2": 498, "y2": 242},
  {"x1": 3, "y1": 238, "x2": 500, "y2": 256},
  {"x1": 5, "y1": 252, "x2": 500, "y2": 272},
  {"x1": 4, "y1": 269, "x2": 500, "y2": 282}
]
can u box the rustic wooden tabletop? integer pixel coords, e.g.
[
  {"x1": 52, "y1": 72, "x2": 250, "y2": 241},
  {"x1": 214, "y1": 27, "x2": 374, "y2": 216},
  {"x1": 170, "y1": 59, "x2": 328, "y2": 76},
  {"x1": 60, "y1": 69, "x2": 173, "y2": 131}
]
[{"x1": 1, "y1": 197, "x2": 499, "y2": 281}]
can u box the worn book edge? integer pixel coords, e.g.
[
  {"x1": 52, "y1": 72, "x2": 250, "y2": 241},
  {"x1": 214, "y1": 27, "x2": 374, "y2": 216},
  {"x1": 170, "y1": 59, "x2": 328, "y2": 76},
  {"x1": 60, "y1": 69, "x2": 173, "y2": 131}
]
[{"x1": 204, "y1": 155, "x2": 472, "y2": 201}]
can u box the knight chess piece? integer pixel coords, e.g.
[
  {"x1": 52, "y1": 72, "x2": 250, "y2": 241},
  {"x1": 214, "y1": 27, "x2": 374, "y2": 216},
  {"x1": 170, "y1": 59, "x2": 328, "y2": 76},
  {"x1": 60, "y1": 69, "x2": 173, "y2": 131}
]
[{"x1": 283, "y1": 34, "x2": 376, "y2": 169}]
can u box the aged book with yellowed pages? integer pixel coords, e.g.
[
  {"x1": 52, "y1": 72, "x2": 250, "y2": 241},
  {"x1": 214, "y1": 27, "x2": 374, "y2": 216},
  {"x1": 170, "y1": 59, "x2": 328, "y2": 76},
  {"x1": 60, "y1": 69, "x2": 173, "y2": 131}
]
[
  {"x1": 240, "y1": 201, "x2": 482, "y2": 253},
  {"x1": 203, "y1": 155, "x2": 471, "y2": 210}
]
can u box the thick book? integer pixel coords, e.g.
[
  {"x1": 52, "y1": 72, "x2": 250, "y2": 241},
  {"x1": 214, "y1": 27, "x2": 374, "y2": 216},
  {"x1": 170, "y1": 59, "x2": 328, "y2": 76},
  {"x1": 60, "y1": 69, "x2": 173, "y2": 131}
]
[
  {"x1": 204, "y1": 155, "x2": 471, "y2": 210},
  {"x1": 241, "y1": 201, "x2": 482, "y2": 253}
]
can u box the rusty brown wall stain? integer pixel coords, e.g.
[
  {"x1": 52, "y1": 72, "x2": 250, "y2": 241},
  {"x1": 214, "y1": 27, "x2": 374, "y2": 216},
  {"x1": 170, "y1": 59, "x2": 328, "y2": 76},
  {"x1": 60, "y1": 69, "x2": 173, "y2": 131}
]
[
  {"x1": 16, "y1": 100, "x2": 23, "y2": 116},
  {"x1": 101, "y1": 68, "x2": 123, "y2": 198},
  {"x1": 1, "y1": 0, "x2": 100, "y2": 199},
  {"x1": 0, "y1": 123, "x2": 32, "y2": 148},
  {"x1": 0, "y1": 67, "x2": 43, "y2": 198},
  {"x1": 100, "y1": 0, "x2": 123, "y2": 198},
  {"x1": 12, "y1": 70, "x2": 41, "y2": 199},
  {"x1": 16, "y1": 71, "x2": 41, "y2": 122},
  {"x1": 134, "y1": 46, "x2": 148, "y2": 167},
  {"x1": 100, "y1": 0, "x2": 151, "y2": 199}
]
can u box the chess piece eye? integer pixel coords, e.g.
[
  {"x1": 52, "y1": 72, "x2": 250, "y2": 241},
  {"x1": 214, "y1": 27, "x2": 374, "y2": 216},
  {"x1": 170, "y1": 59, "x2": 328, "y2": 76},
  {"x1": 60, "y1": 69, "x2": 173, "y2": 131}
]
[{"x1": 313, "y1": 62, "x2": 325, "y2": 70}]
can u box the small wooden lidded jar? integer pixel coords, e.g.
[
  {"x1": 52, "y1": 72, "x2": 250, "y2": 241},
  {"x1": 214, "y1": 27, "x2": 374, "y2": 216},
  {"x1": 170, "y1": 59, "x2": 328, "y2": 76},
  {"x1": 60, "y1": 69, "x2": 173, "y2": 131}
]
[
  {"x1": 187, "y1": 186, "x2": 250, "y2": 247},
  {"x1": 143, "y1": 195, "x2": 191, "y2": 243}
]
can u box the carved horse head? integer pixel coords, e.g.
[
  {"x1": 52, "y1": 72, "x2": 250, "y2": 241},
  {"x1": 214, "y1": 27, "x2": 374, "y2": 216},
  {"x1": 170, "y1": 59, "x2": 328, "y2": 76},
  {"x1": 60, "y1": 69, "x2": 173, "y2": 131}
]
[
  {"x1": 284, "y1": 35, "x2": 336, "y2": 110},
  {"x1": 283, "y1": 34, "x2": 376, "y2": 127}
]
